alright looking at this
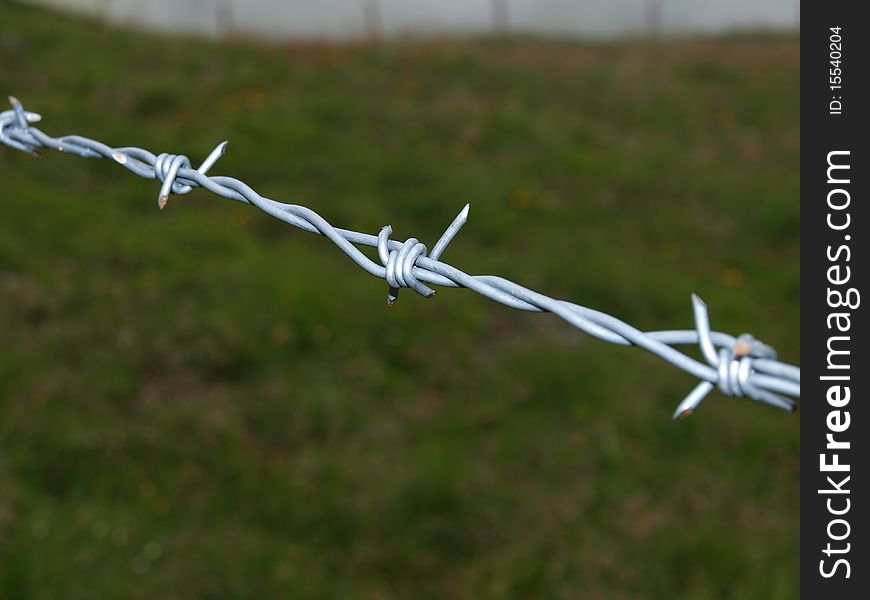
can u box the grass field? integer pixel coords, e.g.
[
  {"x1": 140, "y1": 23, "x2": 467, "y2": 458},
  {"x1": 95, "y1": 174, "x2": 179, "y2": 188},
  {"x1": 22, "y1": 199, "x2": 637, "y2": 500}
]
[{"x1": 0, "y1": 3, "x2": 799, "y2": 598}]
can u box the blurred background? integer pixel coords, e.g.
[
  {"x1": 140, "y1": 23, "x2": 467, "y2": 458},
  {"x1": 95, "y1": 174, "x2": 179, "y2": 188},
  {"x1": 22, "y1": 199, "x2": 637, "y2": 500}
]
[
  {"x1": 1, "y1": 1, "x2": 799, "y2": 598},
  {"x1": 27, "y1": 0, "x2": 801, "y2": 40}
]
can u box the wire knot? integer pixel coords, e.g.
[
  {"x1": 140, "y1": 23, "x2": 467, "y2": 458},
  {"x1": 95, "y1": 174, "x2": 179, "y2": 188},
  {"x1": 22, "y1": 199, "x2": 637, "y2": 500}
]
[
  {"x1": 154, "y1": 153, "x2": 193, "y2": 209},
  {"x1": 153, "y1": 141, "x2": 228, "y2": 210},
  {"x1": 375, "y1": 203, "x2": 471, "y2": 306},
  {"x1": 377, "y1": 226, "x2": 435, "y2": 305},
  {"x1": 673, "y1": 295, "x2": 790, "y2": 419},
  {"x1": 713, "y1": 334, "x2": 769, "y2": 398},
  {"x1": 1, "y1": 97, "x2": 42, "y2": 155}
]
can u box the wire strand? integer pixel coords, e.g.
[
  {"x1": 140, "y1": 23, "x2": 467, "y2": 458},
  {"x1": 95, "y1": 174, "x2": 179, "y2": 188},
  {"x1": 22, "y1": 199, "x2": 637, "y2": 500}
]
[{"x1": 1, "y1": 99, "x2": 800, "y2": 418}]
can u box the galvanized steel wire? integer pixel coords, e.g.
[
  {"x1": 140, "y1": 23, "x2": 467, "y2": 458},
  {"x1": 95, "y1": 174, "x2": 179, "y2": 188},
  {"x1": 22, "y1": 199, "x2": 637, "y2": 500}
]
[{"x1": 1, "y1": 97, "x2": 800, "y2": 418}]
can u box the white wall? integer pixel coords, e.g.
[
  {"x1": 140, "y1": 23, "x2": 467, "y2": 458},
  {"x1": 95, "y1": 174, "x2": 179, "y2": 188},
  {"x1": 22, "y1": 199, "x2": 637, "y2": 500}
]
[{"x1": 26, "y1": 0, "x2": 801, "y2": 39}]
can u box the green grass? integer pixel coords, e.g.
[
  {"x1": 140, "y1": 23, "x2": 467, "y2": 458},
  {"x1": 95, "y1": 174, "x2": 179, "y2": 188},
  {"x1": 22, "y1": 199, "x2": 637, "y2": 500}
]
[{"x1": 0, "y1": 4, "x2": 799, "y2": 598}]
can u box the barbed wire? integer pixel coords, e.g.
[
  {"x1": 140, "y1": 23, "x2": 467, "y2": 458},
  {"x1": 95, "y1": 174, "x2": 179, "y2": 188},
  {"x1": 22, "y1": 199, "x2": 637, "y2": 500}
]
[{"x1": 1, "y1": 97, "x2": 800, "y2": 418}]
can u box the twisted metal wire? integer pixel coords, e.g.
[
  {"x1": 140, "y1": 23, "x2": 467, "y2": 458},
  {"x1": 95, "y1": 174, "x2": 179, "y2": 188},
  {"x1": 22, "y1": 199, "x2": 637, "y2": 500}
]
[{"x1": 1, "y1": 97, "x2": 800, "y2": 418}]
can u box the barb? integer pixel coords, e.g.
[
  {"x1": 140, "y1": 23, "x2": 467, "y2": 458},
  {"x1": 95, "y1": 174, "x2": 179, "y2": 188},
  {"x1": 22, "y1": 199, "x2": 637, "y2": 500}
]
[{"x1": 0, "y1": 98, "x2": 800, "y2": 418}]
